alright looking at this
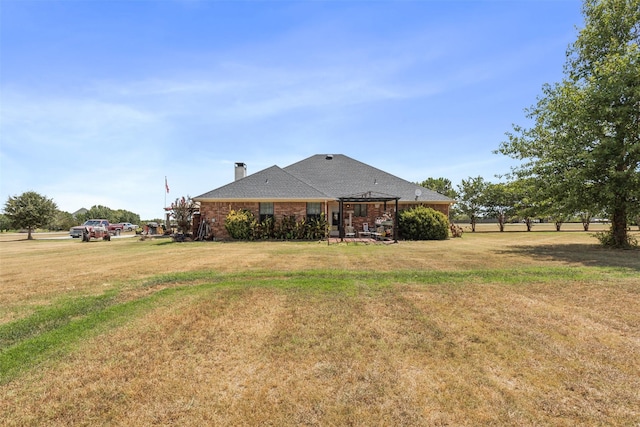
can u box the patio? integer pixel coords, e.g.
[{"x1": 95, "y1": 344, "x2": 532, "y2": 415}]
[
  {"x1": 337, "y1": 191, "x2": 400, "y2": 243},
  {"x1": 327, "y1": 236, "x2": 398, "y2": 245}
]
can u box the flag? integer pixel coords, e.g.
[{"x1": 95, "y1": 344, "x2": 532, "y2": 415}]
[{"x1": 165, "y1": 177, "x2": 170, "y2": 193}]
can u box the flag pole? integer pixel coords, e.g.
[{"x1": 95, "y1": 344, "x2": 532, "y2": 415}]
[{"x1": 164, "y1": 176, "x2": 169, "y2": 225}]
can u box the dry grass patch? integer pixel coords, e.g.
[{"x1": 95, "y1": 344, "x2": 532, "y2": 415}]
[
  {"x1": 1, "y1": 230, "x2": 639, "y2": 425},
  {"x1": 2, "y1": 270, "x2": 639, "y2": 426}
]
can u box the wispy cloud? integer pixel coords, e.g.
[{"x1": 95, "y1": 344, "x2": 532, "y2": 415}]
[{"x1": 1, "y1": 90, "x2": 162, "y2": 151}]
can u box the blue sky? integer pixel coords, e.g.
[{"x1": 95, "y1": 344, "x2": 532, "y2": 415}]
[{"x1": 1, "y1": 0, "x2": 583, "y2": 220}]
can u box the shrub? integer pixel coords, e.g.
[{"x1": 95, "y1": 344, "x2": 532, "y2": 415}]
[
  {"x1": 251, "y1": 217, "x2": 274, "y2": 240},
  {"x1": 450, "y1": 223, "x2": 464, "y2": 238},
  {"x1": 224, "y1": 209, "x2": 255, "y2": 240},
  {"x1": 593, "y1": 229, "x2": 638, "y2": 249},
  {"x1": 225, "y1": 211, "x2": 328, "y2": 241},
  {"x1": 307, "y1": 214, "x2": 328, "y2": 240},
  {"x1": 274, "y1": 215, "x2": 298, "y2": 239},
  {"x1": 399, "y1": 206, "x2": 450, "y2": 240}
]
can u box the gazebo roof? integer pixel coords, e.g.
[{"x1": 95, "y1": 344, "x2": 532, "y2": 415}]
[{"x1": 338, "y1": 191, "x2": 399, "y2": 203}]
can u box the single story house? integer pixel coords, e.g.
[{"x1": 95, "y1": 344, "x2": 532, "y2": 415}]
[{"x1": 193, "y1": 154, "x2": 454, "y2": 240}]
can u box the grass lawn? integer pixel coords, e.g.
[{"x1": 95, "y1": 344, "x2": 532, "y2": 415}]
[{"x1": 1, "y1": 226, "x2": 639, "y2": 426}]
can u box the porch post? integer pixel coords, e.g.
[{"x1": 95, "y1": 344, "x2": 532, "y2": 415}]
[{"x1": 325, "y1": 200, "x2": 329, "y2": 245}]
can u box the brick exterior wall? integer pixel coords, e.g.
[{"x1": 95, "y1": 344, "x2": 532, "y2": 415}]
[
  {"x1": 199, "y1": 201, "x2": 450, "y2": 240},
  {"x1": 199, "y1": 201, "x2": 308, "y2": 240}
]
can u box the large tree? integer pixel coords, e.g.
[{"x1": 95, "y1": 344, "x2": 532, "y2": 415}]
[
  {"x1": 498, "y1": 0, "x2": 639, "y2": 247},
  {"x1": 3, "y1": 191, "x2": 58, "y2": 239},
  {"x1": 0, "y1": 214, "x2": 11, "y2": 232}
]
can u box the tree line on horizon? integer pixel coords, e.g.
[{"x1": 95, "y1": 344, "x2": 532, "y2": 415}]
[
  {"x1": 0, "y1": 192, "x2": 144, "y2": 239},
  {"x1": 418, "y1": 176, "x2": 640, "y2": 235}
]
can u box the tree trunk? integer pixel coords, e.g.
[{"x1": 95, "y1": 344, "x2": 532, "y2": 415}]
[
  {"x1": 582, "y1": 218, "x2": 590, "y2": 231},
  {"x1": 611, "y1": 205, "x2": 628, "y2": 247},
  {"x1": 525, "y1": 218, "x2": 533, "y2": 231},
  {"x1": 470, "y1": 217, "x2": 476, "y2": 232},
  {"x1": 579, "y1": 212, "x2": 591, "y2": 231},
  {"x1": 27, "y1": 227, "x2": 33, "y2": 240}
]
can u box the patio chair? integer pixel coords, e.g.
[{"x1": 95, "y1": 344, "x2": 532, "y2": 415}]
[
  {"x1": 360, "y1": 223, "x2": 371, "y2": 237},
  {"x1": 371, "y1": 226, "x2": 383, "y2": 240},
  {"x1": 345, "y1": 226, "x2": 356, "y2": 238}
]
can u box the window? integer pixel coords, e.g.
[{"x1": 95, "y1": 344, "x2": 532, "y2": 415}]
[
  {"x1": 354, "y1": 204, "x2": 368, "y2": 217},
  {"x1": 307, "y1": 202, "x2": 322, "y2": 221},
  {"x1": 259, "y1": 202, "x2": 274, "y2": 222}
]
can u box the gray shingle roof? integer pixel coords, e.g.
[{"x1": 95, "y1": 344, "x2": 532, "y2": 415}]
[
  {"x1": 284, "y1": 154, "x2": 453, "y2": 203},
  {"x1": 195, "y1": 165, "x2": 328, "y2": 200},
  {"x1": 195, "y1": 154, "x2": 454, "y2": 203}
]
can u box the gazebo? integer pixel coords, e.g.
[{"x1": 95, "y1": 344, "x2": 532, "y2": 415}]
[{"x1": 337, "y1": 191, "x2": 400, "y2": 242}]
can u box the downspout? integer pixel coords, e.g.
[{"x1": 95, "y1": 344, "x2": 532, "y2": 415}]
[
  {"x1": 339, "y1": 199, "x2": 344, "y2": 241},
  {"x1": 394, "y1": 198, "x2": 399, "y2": 243}
]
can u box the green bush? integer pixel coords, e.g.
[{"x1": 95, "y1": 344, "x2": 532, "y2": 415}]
[
  {"x1": 295, "y1": 214, "x2": 327, "y2": 240},
  {"x1": 274, "y1": 215, "x2": 298, "y2": 239},
  {"x1": 224, "y1": 209, "x2": 255, "y2": 240},
  {"x1": 399, "y1": 206, "x2": 450, "y2": 240},
  {"x1": 593, "y1": 229, "x2": 638, "y2": 249},
  {"x1": 224, "y1": 211, "x2": 328, "y2": 241},
  {"x1": 251, "y1": 217, "x2": 274, "y2": 240}
]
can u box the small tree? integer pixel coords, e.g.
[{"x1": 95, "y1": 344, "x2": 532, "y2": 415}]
[
  {"x1": 546, "y1": 202, "x2": 569, "y2": 231},
  {"x1": 399, "y1": 206, "x2": 449, "y2": 240},
  {"x1": 3, "y1": 191, "x2": 58, "y2": 239},
  {"x1": 578, "y1": 211, "x2": 593, "y2": 231},
  {"x1": 483, "y1": 182, "x2": 516, "y2": 232},
  {"x1": 511, "y1": 178, "x2": 543, "y2": 232},
  {"x1": 456, "y1": 176, "x2": 488, "y2": 232},
  {"x1": 170, "y1": 196, "x2": 197, "y2": 234}
]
